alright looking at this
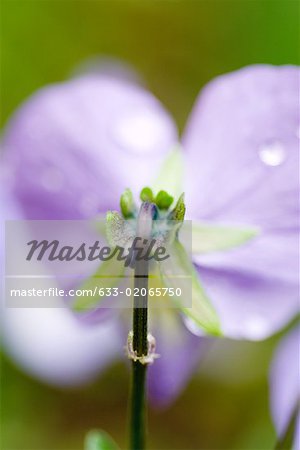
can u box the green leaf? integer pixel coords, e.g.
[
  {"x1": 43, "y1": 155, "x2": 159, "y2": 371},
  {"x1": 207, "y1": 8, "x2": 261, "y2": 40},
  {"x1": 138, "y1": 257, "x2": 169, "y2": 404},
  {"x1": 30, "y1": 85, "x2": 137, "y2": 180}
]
[
  {"x1": 153, "y1": 145, "x2": 184, "y2": 199},
  {"x1": 191, "y1": 222, "x2": 259, "y2": 254},
  {"x1": 140, "y1": 186, "x2": 154, "y2": 202},
  {"x1": 155, "y1": 190, "x2": 174, "y2": 210},
  {"x1": 85, "y1": 430, "x2": 120, "y2": 450},
  {"x1": 160, "y1": 240, "x2": 222, "y2": 336},
  {"x1": 72, "y1": 257, "x2": 125, "y2": 312},
  {"x1": 120, "y1": 188, "x2": 136, "y2": 218}
]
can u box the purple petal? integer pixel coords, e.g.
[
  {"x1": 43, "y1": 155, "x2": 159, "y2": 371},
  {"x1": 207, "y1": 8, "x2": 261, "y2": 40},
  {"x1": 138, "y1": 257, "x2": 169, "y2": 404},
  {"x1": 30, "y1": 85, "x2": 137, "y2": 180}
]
[
  {"x1": 183, "y1": 65, "x2": 299, "y2": 230},
  {"x1": 1, "y1": 307, "x2": 123, "y2": 386},
  {"x1": 196, "y1": 264, "x2": 298, "y2": 340},
  {"x1": 193, "y1": 232, "x2": 299, "y2": 339},
  {"x1": 270, "y1": 327, "x2": 300, "y2": 449},
  {"x1": 0, "y1": 184, "x2": 20, "y2": 267},
  {"x1": 0, "y1": 186, "x2": 123, "y2": 386},
  {"x1": 147, "y1": 309, "x2": 207, "y2": 406},
  {"x1": 194, "y1": 232, "x2": 298, "y2": 285},
  {"x1": 183, "y1": 65, "x2": 299, "y2": 338},
  {"x1": 3, "y1": 74, "x2": 178, "y2": 219}
]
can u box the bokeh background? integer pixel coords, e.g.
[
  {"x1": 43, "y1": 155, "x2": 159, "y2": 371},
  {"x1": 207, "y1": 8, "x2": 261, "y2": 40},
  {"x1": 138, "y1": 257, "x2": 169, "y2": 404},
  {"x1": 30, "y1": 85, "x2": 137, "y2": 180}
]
[{"x1": 1, "y1": 1, "x2": 299, "y2": 449}]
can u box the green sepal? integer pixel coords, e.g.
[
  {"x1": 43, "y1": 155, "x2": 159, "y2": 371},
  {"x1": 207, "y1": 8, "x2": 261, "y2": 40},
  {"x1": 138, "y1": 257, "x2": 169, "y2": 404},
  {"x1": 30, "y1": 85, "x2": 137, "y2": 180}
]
[
  {"x1": 155, "y1": 190, "x2": 174, "y2": 210},
  {"x1": 169, "y1": 193, "x2": 186, "y2": 222},
  {"x1": 85, "y1": 430, "x2": 120, "y2": 450},
  {"x1": 153, "y1": 145, "x2": 184, "y2": 199},
  {"x1": 106, "y1": 211, "x2": 135, "y2": 248},
  {"x1": 120, "y1": 188, "x2": 136, "y2": 218},
  {"x1": 140, "y1": 186, "x2": 154, "y2": 203},
  {"x1": 191, "y1": 222, "x2": 259, "y2": 254},
  {"x1": 72, "y1": 258, "x2": 125, "y2": 312},
  {"x1": 159, "y1": 240, "x2": 222, "y2": 336},
  {"x1": 106, "y1": 211, "x2": 124, "y2": 246}
]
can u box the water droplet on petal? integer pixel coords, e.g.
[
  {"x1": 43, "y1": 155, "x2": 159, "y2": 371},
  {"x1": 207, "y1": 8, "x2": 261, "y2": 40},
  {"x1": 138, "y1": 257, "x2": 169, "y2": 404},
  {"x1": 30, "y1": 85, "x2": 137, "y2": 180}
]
[
  {"x1": 40, "y1": 168, "x2": 64, "y2": 193},
  {"x1": 112, "y1": 109, "x2": 169, "y2": 154},
  {"x1": 258, "y1": 141, "x2": 286, "y2": 166},
  {"x1": 183, "y1": 315, "x2": 205, "y2": 337},
  {"x1": 243, "y1": 315, "x2": 270, "y2": 340}
]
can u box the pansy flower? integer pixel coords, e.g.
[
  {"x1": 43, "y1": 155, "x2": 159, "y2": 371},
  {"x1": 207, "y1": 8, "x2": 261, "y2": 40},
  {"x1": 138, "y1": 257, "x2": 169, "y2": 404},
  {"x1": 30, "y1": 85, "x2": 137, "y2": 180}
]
[{"x1": 1, "y1": 64, "x2": 299, "y2": 405}]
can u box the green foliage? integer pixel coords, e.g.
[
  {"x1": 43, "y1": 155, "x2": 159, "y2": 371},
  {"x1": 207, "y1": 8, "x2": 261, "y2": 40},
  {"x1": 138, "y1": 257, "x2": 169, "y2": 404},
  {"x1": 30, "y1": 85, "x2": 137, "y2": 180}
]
[
  {"x1": 160, "y1": 240, "x2": 222, "y2": 336},
  {"x1": 85, "y1": 430, "x2": 119, "y2": 450}
]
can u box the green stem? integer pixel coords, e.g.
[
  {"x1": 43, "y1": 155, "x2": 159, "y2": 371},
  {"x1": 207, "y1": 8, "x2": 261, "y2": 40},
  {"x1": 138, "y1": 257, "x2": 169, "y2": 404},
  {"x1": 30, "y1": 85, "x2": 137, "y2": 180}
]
[
  {"x1": 131, "y1": 360, "x2": 147, "y2": 450},
  {"x1": 130, "y1": 257, "x2": 149, "y2": 450}
]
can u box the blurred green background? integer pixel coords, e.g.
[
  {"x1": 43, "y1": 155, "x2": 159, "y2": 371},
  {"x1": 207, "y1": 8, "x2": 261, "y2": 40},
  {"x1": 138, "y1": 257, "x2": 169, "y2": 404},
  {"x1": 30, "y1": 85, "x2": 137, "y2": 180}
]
[{"x1": 1, "y1": 1, "x2": 299, "y2": 449}]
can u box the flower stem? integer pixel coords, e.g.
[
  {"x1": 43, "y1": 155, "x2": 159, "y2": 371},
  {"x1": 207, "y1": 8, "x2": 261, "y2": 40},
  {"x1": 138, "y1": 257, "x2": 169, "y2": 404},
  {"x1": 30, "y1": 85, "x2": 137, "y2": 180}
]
[
  {"x1": 131, "y1": 359, "x2": 147, "y2": 450},
  {"x1": 130, "y1": 257, "x2": 149, "y2": 450}
]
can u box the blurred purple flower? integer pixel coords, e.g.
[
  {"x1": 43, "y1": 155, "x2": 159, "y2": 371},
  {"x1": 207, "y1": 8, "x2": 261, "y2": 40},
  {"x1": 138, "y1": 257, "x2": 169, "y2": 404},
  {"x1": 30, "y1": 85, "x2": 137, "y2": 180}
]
[
  {"x1": 184, "y1": 66, "x2": 299, "y2": 339},
  {"x1": 0, "y1": 188, "x2": 123, "y2": 385},
  {"x1": 270, "y1": 326, "x2": 300, "y2": 449},
  {"x1": 1, "y1": 64, "x2": 299, "y2": 405}
]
